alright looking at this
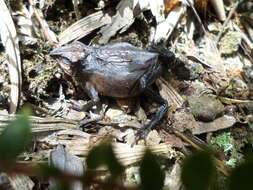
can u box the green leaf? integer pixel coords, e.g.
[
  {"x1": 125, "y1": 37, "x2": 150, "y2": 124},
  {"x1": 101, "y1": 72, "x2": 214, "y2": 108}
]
[
  {"x1": 52, "y1": 183, "x2": 71, "y2": 190},
  {"x1": 181, "y1": 151, "x2": 216, "y2": 190},
  {"x1": 0, "y1": 109, "x2": 31, "y2": 162},
  {"x1": 38, "y1": 164, "x2": 72, "y2": 190},
  {"x1": 228, "y1": 155, "x2": 253, "y2": 190},
  {"x1": 86, "y1": 142, "x2": 124, "y2": 177},
  {"x1": 140, "y1": 150, "x2": 165, "y2": 190},
  {"x1": 38, "y1": 163, "x2": 63, "y2": 178}
]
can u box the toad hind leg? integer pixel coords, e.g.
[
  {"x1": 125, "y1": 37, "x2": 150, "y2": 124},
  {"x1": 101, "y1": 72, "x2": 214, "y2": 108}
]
[{"x1": 134, "y1": 88, "x2": 169, "y2": 144}]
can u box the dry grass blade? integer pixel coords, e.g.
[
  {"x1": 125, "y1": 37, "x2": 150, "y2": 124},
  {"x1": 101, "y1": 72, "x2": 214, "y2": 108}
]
[
  {"x1": 113, "y1": 143, "x2": 173, "y2": 166},
  {"x1": 66, "y1": 142, "x2": 173, "y2": 166},
  {"x1": 59, "y1": 11, "x2": 111, "y2": 45},
  {"x1": 185, "y1": 0, "x2": 206, "y2": 33},
  {"x1": 0, "y1": 114, "x2": 78, "y2": 133},
  {"x1": 28, "y1": 0, "x2": 58, "y2": 44},
  {"x1": 0, "y1": 0, "x2": 22, "y2": 114},
  {"x1": 156, "y1": 78, "x2": 184, "y2": 108},
  {"x1": 9, "y1": 175, "x2": 34, "y2": 190},
  {"x1": 216, "y1": 1, "x2": 240, "y2": 44},
  {"x1": 72, "y1": 0, "x2": 82, "y2": 19}
]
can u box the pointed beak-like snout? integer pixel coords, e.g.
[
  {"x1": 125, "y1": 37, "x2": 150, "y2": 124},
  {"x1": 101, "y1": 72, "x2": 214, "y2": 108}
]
[{"x1": 50, "y1": 41, "x2": 87, "y2": 62}]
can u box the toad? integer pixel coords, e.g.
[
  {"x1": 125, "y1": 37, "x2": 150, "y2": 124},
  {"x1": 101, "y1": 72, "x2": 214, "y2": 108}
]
[{"x1": 50, "y1": 41, "x2": 174, "y2": 141}]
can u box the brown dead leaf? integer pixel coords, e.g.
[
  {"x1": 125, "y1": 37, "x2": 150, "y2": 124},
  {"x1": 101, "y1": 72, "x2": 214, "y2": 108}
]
[
  {"x1": 171, "y1": 110, "x2": 200, "y2": 133},
  {"x1": 160, "y1": 129, "x2": 184, "y2": 148},
  {"x1": 193, "y1": 115, "x2": 236, "y2": 135},
  {"x1": 164, "y1": 0, "x2": 181, "y2": 13}
]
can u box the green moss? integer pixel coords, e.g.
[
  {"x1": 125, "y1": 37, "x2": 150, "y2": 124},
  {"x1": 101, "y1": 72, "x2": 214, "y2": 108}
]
[
  {"x1": 219, "y1": 31, "x2": 242, "y2": 55},
  {"x1": 210, "y1": 127, "x2": 253, "y2": 169},
  {"x1": 226, "y1": 158, "x2": 237, "y2": 167},
  {"x1": 210, "y1": 132, "x2": 234, "y2": 156}
]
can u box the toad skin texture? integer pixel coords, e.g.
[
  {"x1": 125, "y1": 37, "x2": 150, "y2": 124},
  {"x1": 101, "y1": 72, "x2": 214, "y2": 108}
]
[{"x1": 50, "y1": 41, "x2": 171, "y2": 141}]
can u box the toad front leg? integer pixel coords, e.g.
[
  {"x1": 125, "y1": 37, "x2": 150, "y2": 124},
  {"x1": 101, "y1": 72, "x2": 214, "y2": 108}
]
[
  {"x1": 71, "y1": 82, "x2": 105, "y2": 127},
  {"x1": 71, "y1": 82, "x2": 100, "y2": 112}
]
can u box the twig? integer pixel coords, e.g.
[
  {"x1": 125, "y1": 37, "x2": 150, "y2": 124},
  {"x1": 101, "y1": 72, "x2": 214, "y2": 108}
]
[
  {"x1": 216, "y1": 1, "x2": 239, "y2": 45},
  {"x1": 186, "y1": 0, "x2": 207, "y2": 34},
  {"x1": 170, "y1": 128, "x2": 231, "y2": 176},
  {"x1": 28, "y1": 0, "x2": 58, "y2": 46}
]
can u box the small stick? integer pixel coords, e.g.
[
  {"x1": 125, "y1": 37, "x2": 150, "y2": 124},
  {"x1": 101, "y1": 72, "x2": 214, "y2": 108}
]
[
  {"x1": 171, "y1": 128, "x2": 231, "y2": 176},
  {"x1": 28, "y1": 0, "x2": 58, "y2": 46},
  {"x1": 216, "y1": 1, "x2": 239, "y2": 45}
]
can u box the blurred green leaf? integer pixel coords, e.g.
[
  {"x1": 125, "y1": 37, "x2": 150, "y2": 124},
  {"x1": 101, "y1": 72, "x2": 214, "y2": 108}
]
[
  {"x1": 86, "y1": 142, "x2": 124, "y2": 177},
  {"x1": 52, "y1": 182, "x2": 71, "y2": 190},
  {"x1": 140, "y1": 150, "x2": 165, "y2": 190},
  {"x1": 228, "y1": 155, "x2": 253, "y2": 190},
  {"x1": 181, "y1": 151, "x2": 216, "y2": 190},
  {"x1": 0, "y1": 109, "x2": 31, "y2": 162},
  {"x1": 38, "y1": 164, "x2": 72, "y2": 190},
  {"x1": 38, "y1": 163, "x2": 63, "y2": 178}
]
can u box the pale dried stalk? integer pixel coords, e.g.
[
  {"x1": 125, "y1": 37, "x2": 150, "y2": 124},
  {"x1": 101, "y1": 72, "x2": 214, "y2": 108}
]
[
  {"x1": 0, "y1": 0, "x2": 22, "y2": 114},
  {"x1": 216, "y1": 1, "x2": 240, "y2": 44},
  {"x1": 66, "y1": 142, "x2": 173, "y2": 166},
  {"x1": 28, "y1": 0, "x2": 58, "y2": 45},
  {"x1": 0, "y1": 114, "x2": 78, "y2": 133},
  {"x1": 210, "y1": 0, "x2": 226, "y2": 21}
]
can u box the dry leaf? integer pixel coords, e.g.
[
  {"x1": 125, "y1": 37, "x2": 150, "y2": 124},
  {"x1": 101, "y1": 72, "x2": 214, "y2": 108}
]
[
  {"x1": 59, "y1": 11, "x2": 111, "y2": 45},
  {"x1": 164, "y1": 0, "x2": 181, "y2": 13}
]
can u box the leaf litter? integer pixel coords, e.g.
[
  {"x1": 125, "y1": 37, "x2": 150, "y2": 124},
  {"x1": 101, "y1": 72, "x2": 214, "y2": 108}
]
[{"x1": 0, "y1": 0, "x2": 253, "y2": 189}]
